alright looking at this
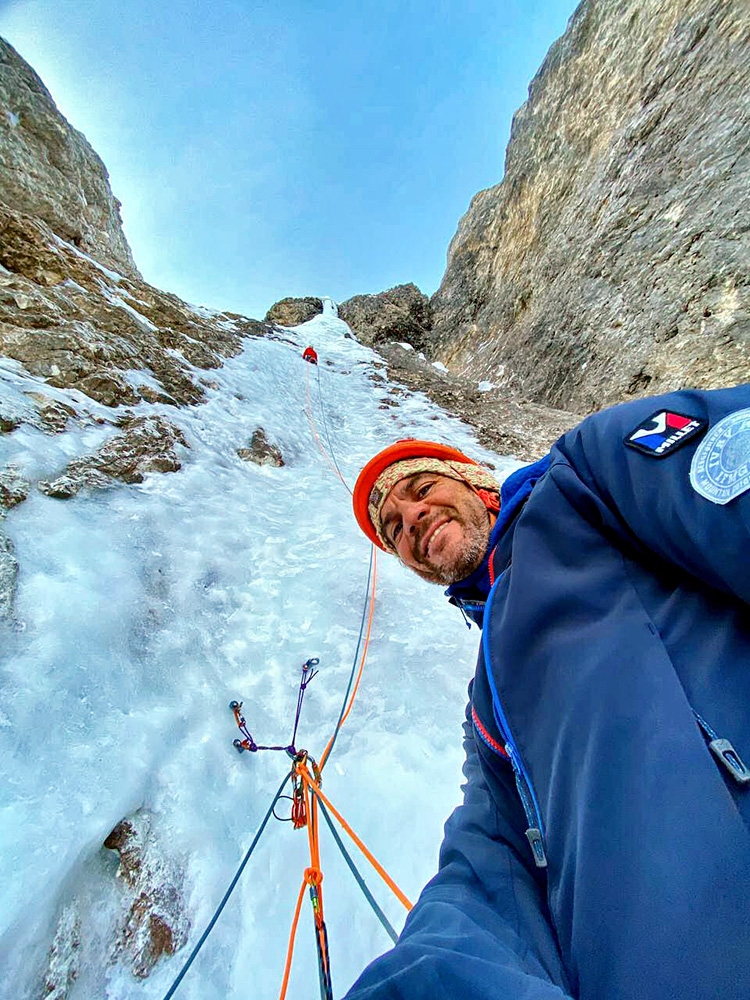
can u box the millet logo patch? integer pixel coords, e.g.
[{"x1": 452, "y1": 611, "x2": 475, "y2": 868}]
[{"x1": 624, "y1": 410, "x2": 707, "y2": 458}]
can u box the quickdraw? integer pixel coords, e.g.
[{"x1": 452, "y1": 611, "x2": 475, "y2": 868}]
[{"x1": 230, "y1": 657, "x2": 319, "y2": 756}]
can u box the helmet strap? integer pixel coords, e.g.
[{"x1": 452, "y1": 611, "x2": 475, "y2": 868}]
[{"x1": 474, "y1": 487, "x2": 501, "y2": 513}]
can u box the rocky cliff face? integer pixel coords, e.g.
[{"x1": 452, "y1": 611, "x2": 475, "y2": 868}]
[
  {"x1": 429, "y1": 0, "x2": 750, "y2": 412},
  {"x1": 0, "y1": 38, "x2": 270, "y2": 424},
  {"x1": 0, "y1": 204, "x2": 267, "y2": 411},
  {"x1": 265, "y1": 296, "x2": 323, "y2": 326},
  {"x1": 338, "y1": 283, "x2": 432, "y2": 351},
  {"x1": 375, "y1": 340, "x2": 579, "y2": 461},
  {"x1": 0, "y1": 39, "x2": 137, "y2": 277},
  {"x1": 0, "y1": 36, "x2": 275, "y2": 559}
]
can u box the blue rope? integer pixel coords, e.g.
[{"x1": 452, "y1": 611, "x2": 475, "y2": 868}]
[
  {"x1": 317, "y1": 797, "x2": 399, "y2": 944},
  {"x1": 313, "y1": 910, "x2": 334, "y2": 1000},
  {"x1": 161, "y1": 772, "x2": 291, "y2": 1000},
  {"x1": 322, "y1": 545, "x2": 374, "y2": 766},
  {"x1": 316, "y1": 365, "x2": 352, "y2": 495}
]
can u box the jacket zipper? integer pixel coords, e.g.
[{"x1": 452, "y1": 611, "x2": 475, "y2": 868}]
[
  {"x1": 472, "y1": 704, "x2": 509, "y2": 759},
  {"x1": 483, "y1": 581, "x2": 548, "y2": 868}
]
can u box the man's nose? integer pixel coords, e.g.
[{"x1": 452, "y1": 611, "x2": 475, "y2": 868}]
[{"x1": 404, "y1": 501, "x2": 428, "y2": 535}]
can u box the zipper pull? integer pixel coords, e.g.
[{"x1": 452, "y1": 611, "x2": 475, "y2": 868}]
[
  {"x1": 455, "y1": 599, "x2": 486, "y2": 629},
  {"x1": 693, "y1": 711, "x2": 750, "y2": 787},
  {"x1": 709, "y1": 739, "x2": 750, "y2": 785},
  {"x1": 505, "y1": 743, "x2": 548, "y2": 868},
  {"x1": 458, "y1": 603, "x2": 472, "y2": 629},
  {"x1": 525, "y1": 828, "x2": 548, "y2": 868}
]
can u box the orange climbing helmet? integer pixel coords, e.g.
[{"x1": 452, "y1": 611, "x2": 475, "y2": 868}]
[{"x1": 352, "y1": 439, "x2": 486, "y2": 549}]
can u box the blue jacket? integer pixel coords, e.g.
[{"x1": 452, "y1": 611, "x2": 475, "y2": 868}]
[{"x1": 345, "y1": 385, "x2": 750, "y2": 1000}]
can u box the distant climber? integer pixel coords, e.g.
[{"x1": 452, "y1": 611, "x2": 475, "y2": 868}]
[
  {"x1": 302, "y1": 346, "x2": 318, "y2": 365},
  {"x1": 346, "y1": 385, "x2": 750, "y2": 1000}
]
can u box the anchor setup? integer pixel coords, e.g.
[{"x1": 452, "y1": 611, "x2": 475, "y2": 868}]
[{"x1": 230, "y1": 656, "x2": 320, "y2": 757}]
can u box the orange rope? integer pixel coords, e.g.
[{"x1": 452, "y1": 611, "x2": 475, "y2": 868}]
[
  {"x1": 279, "y1": 761, "x2": 332, "y2": 999},
  {"x1": 301, "y1": 767, "x2": 330, "y2": 978},
  {"x1": 302, "y1": 767, "x2": 323, "y2": 878},
  {"x1": 278, "y1": 547, "x2": 380, "y2": 994},
  {"x1": 280, "y1": 371, "x2": 393, "y2": 993},
  {"x1": 319, "y1": 546, "x2": 378, "y2": 772},
  {"x1": 305, "y1": 364, "x2": 348, "y2": 488},
  {"x1": 298, "y1": 765, "x2": 413, "y2": 912},
  {"x1": 276, "y1": 564, "x2": 407, "y2": 998}
]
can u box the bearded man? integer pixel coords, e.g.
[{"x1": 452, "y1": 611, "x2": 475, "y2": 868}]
[{"x1": 344, "y1": 385, "x2": 750, "y2": 1000}]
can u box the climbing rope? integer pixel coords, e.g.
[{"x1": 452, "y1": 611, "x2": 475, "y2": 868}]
[
  {"x1": 299, "y1": 763, "x2": 413, "y2": 912},
  {"x1": 161, "y1": 772, "x2": 292, "y2": 1000},
  {"x1": 160, "y1": 548, "x2": 396, "y2": 1000},
  {"x1": 304, "y1": 362, "x2": 352, "y2": 493},
  {"x1": 273, "y1": 538, "x2": 413, "y2": 999},
  {"x1": 315, "y1": 364, "x2": 352, "y2": 496},
  {"x1": 279, "y1": 745, "x2": 413, "y2": 1000},
  {"x1": 319, "y1": 545, "x2": 376, "y2": 771},
  {"x1": 275, "y1": 545, "x2": 393, "y2": 999},
  {"x1": 295, "y1": 758, "x2": 333, "y2": 1000},
  {"x1": 161, "y1": 348, "x2": 401, "y2": 999},
  {"x1": 316, "y1": 797, "x2": 398, "y2": 945}
]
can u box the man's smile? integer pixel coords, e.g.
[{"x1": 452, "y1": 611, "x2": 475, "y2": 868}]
[{"x1": 420, "y1": 517, "x2": 451, "y2": 560}]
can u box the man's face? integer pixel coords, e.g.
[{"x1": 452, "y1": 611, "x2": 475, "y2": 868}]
[{"x1": 378, "y1": 472, "x2": 493, "y2": 585}]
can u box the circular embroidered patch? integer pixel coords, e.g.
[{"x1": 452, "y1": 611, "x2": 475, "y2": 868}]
[{"x1": 689, "y1": 407, "x2": 750, "y2": 505}]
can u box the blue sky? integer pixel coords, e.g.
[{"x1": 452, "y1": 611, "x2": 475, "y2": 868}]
[{"x1": 0, "y1": 0, "x2": 576, "y2": 318}]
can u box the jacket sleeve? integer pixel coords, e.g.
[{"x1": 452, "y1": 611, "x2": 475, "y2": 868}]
[
  {"x1": 342, "y1": 708, "x2": 572, "y2": 1000},
  {"x1": 551, "y1": 384, "x2": 750, "y2": 604}
]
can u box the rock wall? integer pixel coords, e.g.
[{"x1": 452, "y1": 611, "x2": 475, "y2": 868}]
[
  {"x1": 429, "y1": 0, "x2": 750, "y2": 412},
  {"x1": 339, "y1": 283, "x2": 432, "y2": 351},
  {"x1": 0, "y1": 36, "x2": 269, "y2": 419},
  {"x1": 0, "y1": 39, "x2": 137, "y2": 277},
  {"x1": 0, "y1": 40, "x2": 273, "y2": 627},
  {"x1": 265, "y1": 296, "x2": 323, "y2": 326},
  {"x1": 0, "y1": 204, "x2": 267, "y2": 410},
  {"x1": 375, "y1": 341, "x2": 580, "y2": 461}
]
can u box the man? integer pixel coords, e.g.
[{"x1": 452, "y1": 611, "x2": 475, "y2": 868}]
[{"x1": 345, "y1": 385, "x2": 750, "y2": 1000}]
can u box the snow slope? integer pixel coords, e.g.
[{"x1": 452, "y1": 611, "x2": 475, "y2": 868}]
[{"x1": 0, "y1": 301, "x2": 520, "y2": 999}]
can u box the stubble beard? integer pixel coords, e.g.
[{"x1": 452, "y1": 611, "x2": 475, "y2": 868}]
[{"x1": 411, "y1": 507, "x2": 491, "y2": 586}]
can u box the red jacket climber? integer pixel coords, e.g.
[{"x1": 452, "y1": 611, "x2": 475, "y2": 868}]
[{"x1": 302, "y1": 346, "x2": 318, "y2": 365}]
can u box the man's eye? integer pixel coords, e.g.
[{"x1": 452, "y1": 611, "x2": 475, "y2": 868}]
[
  {"x1": 390, "y1": 522, "x2": 402, "y2": 543},
  {"x1": 417, "y1": 482, "x2": 433, "y2": 498}
]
